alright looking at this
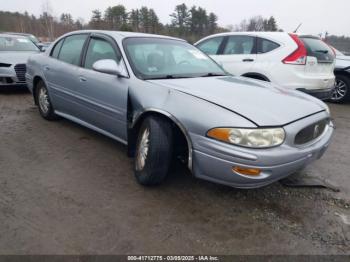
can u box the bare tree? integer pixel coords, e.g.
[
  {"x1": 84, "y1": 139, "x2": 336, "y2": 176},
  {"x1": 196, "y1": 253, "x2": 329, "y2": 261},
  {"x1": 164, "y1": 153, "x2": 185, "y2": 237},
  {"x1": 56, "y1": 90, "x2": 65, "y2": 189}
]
[{"x1": 41, "y1": 0, "x2": 54, "y2": 40}]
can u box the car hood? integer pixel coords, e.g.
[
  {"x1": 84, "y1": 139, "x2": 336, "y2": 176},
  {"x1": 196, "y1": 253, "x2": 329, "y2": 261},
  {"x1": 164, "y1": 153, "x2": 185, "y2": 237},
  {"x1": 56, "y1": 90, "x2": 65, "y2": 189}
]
[
  {"x1": 0, "y1": 51, "x2": 39, "y2": 65},
  {"x1": 148, "y1": 76, "x2": 326, "y2": 126}
]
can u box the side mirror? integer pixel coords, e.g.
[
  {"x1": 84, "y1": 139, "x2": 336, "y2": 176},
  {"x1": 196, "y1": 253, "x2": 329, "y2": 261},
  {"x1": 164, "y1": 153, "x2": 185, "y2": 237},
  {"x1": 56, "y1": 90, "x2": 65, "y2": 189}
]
[
  {"x1": 92, "y1": 59, "x2": 127, "y2": 77},
  {"x1": 37, "y1": 43, "x2": 45, "y2": 52}
]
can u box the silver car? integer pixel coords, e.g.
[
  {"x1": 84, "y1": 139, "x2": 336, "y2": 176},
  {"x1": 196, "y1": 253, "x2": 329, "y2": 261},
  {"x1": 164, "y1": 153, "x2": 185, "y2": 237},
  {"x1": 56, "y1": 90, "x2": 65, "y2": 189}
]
[
  {"x1": 26, "y1": 30, "x2": 334, "y2": 189},
  {"x1": 0, "y1": 34, "x2": 40, "y2": 88}
]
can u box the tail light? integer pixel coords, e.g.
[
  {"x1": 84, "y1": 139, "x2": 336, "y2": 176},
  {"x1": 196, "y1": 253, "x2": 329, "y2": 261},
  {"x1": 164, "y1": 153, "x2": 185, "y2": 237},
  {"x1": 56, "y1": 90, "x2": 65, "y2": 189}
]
[
  {"x1": 283, "y1": 34, "x2": 307, "y2": 65},
  {"x1": 326, "y1": 42, "x2": 337, "y2": 57}
]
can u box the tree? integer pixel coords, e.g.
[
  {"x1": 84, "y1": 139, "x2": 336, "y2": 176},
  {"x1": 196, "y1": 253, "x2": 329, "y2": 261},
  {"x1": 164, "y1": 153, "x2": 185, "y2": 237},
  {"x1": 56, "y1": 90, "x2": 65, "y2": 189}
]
[
  {"x1": 208, "y1": 12, "x2": 218, "y2": 34},
  {"x1": 104, "y1": 5, "x2": 128, "y2": 30},
  {"x1": 139, "y1": 7, "x2": 150, "y2": 33},
  {"x1": 170, "y1": 3, "x2": 190, "y2": 36},
  {"x1": 189, "y1": 6, "x2": 209, "y2": 37},
  {"x1": 232, "y1": 15, "x2": 280, "y2": 32},
  {"x1": 148, "y1": 9, "x2": 161, "y2": 34},
  {"x1": 89, "y1": 9, "x2": 103, "y2": 29},
  {"x1": 247, "y1": 16, "x2": 264, "y2": 31},
  {"x1": 129, "y1": 9, "x2": 140, "y2": 32},
  {"x1": 41, "y1": 0, "x2": 55, "y2": 40},
  {"x1": 75, "y1": 18, "x2": 84, "y2": 30},
  {"x1": 264, "y1": 16, "x2": 278, "y2": 31}
]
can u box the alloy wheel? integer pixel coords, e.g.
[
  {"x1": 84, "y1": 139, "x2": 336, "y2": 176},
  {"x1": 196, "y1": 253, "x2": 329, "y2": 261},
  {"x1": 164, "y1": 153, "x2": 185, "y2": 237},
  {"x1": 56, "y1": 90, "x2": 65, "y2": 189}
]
[
  {"x1": 331, "y1": 79, "x2": 347, "y2": 101},
  {"x1": 136, "y1": 128, "x2": 150, "y2": 171},
  {"x1": 38, "y1": 87, "x2": 50, "y2": 114}
]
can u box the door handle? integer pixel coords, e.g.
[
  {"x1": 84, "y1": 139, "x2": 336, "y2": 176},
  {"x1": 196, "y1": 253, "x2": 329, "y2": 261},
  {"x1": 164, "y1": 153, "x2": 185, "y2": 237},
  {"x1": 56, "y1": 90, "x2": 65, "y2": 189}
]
[
  {"x1": 79, "y1": 76, "x2": 87, "y2": 82},
  {"x1": 44, "y1": 66, "x2": 50, "y2": 71},
  {"x1": 242, "y1": 58, "x2": 254, "y2": 62}
]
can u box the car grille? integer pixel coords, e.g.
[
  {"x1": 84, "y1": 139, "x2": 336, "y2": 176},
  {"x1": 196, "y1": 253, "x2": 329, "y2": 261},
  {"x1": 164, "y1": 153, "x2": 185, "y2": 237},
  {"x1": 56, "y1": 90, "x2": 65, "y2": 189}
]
[
  {"x1": 14, "y1": 64, "x2": 27, "y2": 83},
  {"x1": 294, "y1": 119, "x2": 329, "y2": 145}
]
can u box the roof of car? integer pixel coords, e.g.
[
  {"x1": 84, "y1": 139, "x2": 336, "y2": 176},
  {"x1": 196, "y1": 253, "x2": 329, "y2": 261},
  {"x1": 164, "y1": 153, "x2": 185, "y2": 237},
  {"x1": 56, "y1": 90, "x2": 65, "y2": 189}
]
[
  {"x1": 2, "y1": 32, "x2": 34, "y2": 37},
  {"x1": 195, "y1": 31, "x2": 322, "y2": 44},
  {"x1": 201, "y1": 31, "x2": 288, "y2": 37},
  {"x1": 65, "y1": 30, "x2": 185, "y2": 42},
  {"x1": 0, "y1": 33, "x2": 28, "y2": 38}
]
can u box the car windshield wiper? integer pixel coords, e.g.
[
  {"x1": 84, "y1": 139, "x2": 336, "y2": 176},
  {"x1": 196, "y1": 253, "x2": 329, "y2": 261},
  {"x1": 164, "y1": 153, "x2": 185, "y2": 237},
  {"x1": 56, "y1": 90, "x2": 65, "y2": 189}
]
[
  {"x1": 145, "y1": 75, "x2": 192, "y2": 80},
  {"x1": 200, "y1": 72, "x2": 226, "y2": 77}
]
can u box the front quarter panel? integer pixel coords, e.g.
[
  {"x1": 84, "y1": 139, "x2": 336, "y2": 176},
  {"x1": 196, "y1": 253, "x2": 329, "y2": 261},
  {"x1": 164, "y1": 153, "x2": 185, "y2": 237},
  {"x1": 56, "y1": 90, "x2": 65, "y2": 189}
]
[
  {"x1": 130, "y1": 79, "x2": 256, "y2": 136},
  {"x1": 26, "y1": 53, "x2": 48, "y2": 93}
]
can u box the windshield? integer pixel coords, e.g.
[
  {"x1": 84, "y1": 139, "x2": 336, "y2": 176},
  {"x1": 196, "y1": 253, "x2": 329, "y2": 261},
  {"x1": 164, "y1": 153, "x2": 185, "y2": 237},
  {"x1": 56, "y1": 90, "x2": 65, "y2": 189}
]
[
  {"x1": 123, "y1": 37, "x2": 226, "y2": 80},
  {"x1": 0, "y1": 36, "x2": 39, "y2": 52}
]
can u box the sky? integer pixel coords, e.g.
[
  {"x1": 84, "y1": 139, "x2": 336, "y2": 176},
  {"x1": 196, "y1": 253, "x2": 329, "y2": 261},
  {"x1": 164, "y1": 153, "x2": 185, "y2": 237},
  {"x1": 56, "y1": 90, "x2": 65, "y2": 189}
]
[{"x1": 1, "y1": 0, "x2": 350, "y2": 36}]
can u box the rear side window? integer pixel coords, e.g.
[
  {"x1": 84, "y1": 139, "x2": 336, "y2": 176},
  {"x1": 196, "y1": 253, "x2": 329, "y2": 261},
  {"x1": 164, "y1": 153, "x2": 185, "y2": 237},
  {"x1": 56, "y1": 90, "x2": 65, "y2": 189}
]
[
  {"x1": 51, "y1": 39, "x2": 64, "y2": 58},
  {"x1": 223, "y1": 36, "x2": 255, "y2": 55},
  {"x1": 58, "y1": 34, "x2": 88, "y2": 66},
  {"x1": 300, "y1": 37, "x2": 335, "y2": 63},
  {"x1": 257, "y1": 38, "x2": 280, "y2": 54},
  {"x1": 84, "y1": 38, "x2": 121, "y2": 69},
  {"x1": 197, "y1": 37, "x2": 224, "y2": 55}
]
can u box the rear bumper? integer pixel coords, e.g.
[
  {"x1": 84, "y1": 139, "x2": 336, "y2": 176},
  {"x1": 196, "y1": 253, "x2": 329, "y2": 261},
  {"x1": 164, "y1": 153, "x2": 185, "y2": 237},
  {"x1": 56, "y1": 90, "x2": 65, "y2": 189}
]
[{"x1": 297, "y1": 87, "x2": 334, "y2": 100}]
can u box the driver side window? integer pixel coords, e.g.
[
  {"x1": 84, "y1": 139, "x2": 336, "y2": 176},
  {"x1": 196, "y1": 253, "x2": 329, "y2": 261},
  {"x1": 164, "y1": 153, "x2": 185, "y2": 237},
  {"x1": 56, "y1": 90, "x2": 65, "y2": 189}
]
[{"x1": 84, "y1": 38, "x2": 121, "y2": 70}]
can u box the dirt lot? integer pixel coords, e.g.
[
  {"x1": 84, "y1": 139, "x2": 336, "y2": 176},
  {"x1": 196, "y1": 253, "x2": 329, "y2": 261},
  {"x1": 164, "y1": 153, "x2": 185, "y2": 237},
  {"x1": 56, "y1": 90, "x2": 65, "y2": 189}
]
[{"x1": 0, "y1": 89, "x2": 349, "y2": 255}]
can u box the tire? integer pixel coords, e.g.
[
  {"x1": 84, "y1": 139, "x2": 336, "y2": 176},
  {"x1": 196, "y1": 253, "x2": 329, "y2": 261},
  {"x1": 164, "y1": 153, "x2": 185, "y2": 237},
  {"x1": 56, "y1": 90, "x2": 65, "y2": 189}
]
[
  {"x1": 134, "y1": 116, "x2": 173, "y2": 186},
  {"x1": 330, "y1": 74, "x2": 350, "y2": 103},
  {"x1": 35, "y1": 80, "x2": 58, "y2": 120}
]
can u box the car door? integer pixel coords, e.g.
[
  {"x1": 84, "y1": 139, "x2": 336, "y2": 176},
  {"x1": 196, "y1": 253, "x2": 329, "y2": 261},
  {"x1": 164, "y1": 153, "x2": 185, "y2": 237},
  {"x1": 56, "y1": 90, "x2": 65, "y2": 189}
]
[
  {"x1": 216, "y1": 35, "x2": 257, "y2": 76},
  {"x1": 75, "y1": 34, "x2": 129, "y2": 142},
  {"x1": 43, "y1": 34, "x2": 89, "y2": 115}
]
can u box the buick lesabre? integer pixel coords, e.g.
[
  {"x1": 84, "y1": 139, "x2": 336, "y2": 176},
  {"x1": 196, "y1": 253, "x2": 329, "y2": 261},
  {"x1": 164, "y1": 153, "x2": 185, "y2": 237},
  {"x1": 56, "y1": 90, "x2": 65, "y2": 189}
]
[{"x1": 26, "y1": 30, "x2": 334, "y2": 188}]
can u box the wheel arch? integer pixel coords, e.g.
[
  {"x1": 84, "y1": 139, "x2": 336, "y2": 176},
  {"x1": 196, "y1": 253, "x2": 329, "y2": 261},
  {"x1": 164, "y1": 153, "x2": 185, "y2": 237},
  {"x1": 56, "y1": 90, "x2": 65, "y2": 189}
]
[
  {"x1": 128, "y1": 108, "x2": 193, "y2": 171},
  {"x1": 334, "y1": 69, "x2": 350, "y2": 79}
]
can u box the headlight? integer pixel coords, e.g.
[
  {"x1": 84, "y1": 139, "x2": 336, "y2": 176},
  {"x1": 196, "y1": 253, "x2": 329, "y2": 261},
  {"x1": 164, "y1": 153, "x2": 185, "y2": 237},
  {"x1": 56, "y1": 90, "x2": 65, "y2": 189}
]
[
  {"x1": 325, "y1": 104, "x2": 330, "y2": 115},
  {"x1": 207, "y1": 127, "x2": 285, "y2": 148}
]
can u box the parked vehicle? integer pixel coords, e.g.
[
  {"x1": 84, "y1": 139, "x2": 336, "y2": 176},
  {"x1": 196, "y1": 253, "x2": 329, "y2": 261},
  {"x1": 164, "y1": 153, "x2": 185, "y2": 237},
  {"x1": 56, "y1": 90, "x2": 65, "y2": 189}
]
[
  {"x1": 330, "y1": 48, "x2": 350, "y2": 102},
  {"x1": 0, "y1": 34, "x2": 40, "y2": 88},
  {"x1": 4, "y1": 32, "x2": 48, "y2": 51},
  {"x1": 195, "y1": 32, "x2": 336, "y2": 100},
  {"x1": 26, "y1": 30, "x2": 334, "y2": 189}
]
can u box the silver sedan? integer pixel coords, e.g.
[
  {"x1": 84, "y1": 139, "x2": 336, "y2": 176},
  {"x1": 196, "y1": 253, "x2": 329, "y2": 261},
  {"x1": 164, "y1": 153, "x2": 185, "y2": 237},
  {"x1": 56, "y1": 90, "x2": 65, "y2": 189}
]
[
  {"x1": 0, "y1": 34, "x2": 40, "y2": 88},
  {"x1": 26, "y1": 30, "x2": 334, "y2": 189}
]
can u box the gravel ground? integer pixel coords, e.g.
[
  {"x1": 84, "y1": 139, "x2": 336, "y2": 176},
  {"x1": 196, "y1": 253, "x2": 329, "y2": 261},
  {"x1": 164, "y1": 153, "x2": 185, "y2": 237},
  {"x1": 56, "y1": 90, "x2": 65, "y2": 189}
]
[{"x1": 0, "y1": 88, "x2": 349, "y2": 255}]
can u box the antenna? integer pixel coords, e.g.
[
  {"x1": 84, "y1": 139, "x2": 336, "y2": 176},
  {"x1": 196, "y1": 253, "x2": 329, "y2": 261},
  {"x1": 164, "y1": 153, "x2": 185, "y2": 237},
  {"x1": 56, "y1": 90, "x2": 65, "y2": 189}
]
[{"x1": 294, "y1": 23, "x2": 302, "y2": 33}]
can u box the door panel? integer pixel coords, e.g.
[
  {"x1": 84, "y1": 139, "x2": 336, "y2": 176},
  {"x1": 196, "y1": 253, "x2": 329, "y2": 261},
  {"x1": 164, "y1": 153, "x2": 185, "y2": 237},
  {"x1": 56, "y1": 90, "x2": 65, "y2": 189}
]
[
  {"x1": 44, "y1": 59, "x2": 80, "y2": 115},
  {"x1": 75, "y1": 36, "x2": 128, "y2": 141},
  {"x1": 213, "y1": 35, "x2": 257, "y2": 76},
  {"x1": 43, "y1": 34, "x2": 88, "y2": 115}
]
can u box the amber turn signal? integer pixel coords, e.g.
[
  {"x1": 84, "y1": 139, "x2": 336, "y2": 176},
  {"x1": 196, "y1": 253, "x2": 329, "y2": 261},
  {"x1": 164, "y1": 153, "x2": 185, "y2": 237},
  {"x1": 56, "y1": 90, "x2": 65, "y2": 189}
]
[{"x1": 233, "y1": 166, "x2": 261, "y2": 176}]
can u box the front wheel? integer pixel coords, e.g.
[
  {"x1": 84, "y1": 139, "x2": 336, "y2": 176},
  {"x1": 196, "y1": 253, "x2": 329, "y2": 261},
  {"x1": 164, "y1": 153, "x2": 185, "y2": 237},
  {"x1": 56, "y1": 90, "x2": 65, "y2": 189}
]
[
  {"x1": 134, "y1": 116, "x2": 173, "y2": 186},
  {"x1": 330, "y1": 75, "x2": 350, "y2": 103}
]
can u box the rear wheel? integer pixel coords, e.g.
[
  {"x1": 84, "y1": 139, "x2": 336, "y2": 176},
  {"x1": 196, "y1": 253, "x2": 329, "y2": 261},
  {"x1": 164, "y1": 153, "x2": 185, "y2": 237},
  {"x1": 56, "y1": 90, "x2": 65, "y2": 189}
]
[
  {"x1": 35, "y1": 80, "x2": 58, "y2": 120},
  {"x1": 331, "y1": 75, "x2": 350, "y2": 103},
  {"x1": 134, "y1": 116, "x2": 173, "y2": 186}
]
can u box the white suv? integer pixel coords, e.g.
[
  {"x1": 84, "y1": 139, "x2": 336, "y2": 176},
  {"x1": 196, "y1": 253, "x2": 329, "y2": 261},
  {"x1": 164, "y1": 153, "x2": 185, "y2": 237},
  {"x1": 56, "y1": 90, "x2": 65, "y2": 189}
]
[{"x1": 195, "y1": 32, "x2": 336, "y2": 100}]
